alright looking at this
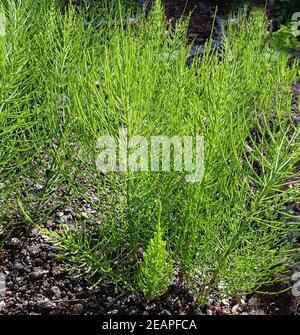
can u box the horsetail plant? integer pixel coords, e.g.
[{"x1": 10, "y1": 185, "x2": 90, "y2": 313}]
[
  {"x1": 136, "y1": 200, "x2": 174, "y2": 299},
  {"x1": 0, "y1": 0, "x2": 299, "y2": 304}
]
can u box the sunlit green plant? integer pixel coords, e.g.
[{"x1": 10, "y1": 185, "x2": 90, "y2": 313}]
[
  {"x1": 0, "y1": 0, "x2": 299, "y2": 303},
  {"x1": 271, "y1": 24, "x2": 298, "y2": 51},
  {"x1": 136, "y1": 201, "x2": 174, "y2": 299}
]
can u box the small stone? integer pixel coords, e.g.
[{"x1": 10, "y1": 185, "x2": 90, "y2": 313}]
[
  {"x1": 13, "y1": 262, "x2": 28, "y2": 274},
  {"x1": 51, "y1": 266, "x2": 62, "y2": 277},
  {"x1": 10, "y1": 238, "x2": 21, "y2": 247},
  {"x1": 66, "y1": 214, "x2": 74, "y2": 221},
  {"x1": 128, "y1": 309, "x2": 139, "y2": 315},
  {"x1": 5, "y1": 291, "x2": 11, "y2": 297},
  {"x1": 72, "y1": 303, "x2": 84, "y2": 315},
  {"x1": 50, "y1": 286, "x2": 61, "y2": 298},
  {"x1": 5, "y1": 298, "x2": 16, "y2": 307},
  {"x1": 158, "y1": 309, "x2": 172, "y2": 315},
  {"x1": 166, "y1": 296, "x2": 174, "y2": 307},
  {"x1": 248, "y1": 296, "x2": 261, "y2": 309},
  {"x1": 107, "y1": 309, "x2": 119, "y2": 315},
  {"x1": 193, "y1": 308, "x2": 203, "y2": 315},
  {"x1": 31, "y1": 228, "x2": 41, "y2": 237},
  {"x1": 28, "y1": 245, "x2": 40, "y2": 256},
  {"x1": 232, "y1": 304, "x2": 240, "y2": 314},
  {"x1": 36, "y1": 300, "x2": 56, "y2": 312},
  {"x1": 30, "y1": 268, "x2": 49, "y2": 280},
  {"x1": 33, "y1": 258, "x2": 44, "y2": 267},
  {"x1": 56, "y1": 211, "x2": 64, "y2": 218},
  {"x1": 221, "y1": 298, "x2": 230, "y2": 306},
  {"x1": 46, "y1": 220, "x2": 55, "y2": 229},
  {"x1": 0, "y1": 301, "x2": 6, "y2": 311},
  {"x1": 18, "y1": 285, "x2": 28, "y2": 293}
]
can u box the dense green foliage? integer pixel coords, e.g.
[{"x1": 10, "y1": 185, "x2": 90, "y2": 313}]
[
  {"x1": 137, "y1": 201, "x2": 174, "y2": 299},
  {"x1": 271, "y1": 24, "x2": 298, "y2": 51},
  {"x1": 0, "y1": 0, "x2": 299, "y2": 301}
]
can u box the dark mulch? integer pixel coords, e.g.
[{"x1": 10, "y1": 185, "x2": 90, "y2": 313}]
[
  {"x1": 0, "y1": 224, "x2": 202, "y2": 315},
  {"x1": 1, "y1": 223, "x2": 299, "y2": 315},
  {"x1": 0, "y1": 0, "x2": 299, "y2": 316}
]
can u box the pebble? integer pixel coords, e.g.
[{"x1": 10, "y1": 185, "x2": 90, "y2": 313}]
[
  {"x1": 35, "y1": 300, "x2": 56, "y2": 312},
  {"x1": 46, "y1": 220, "x2": 55, "y2": 229},
  {"x1": 27, "y1": 245, "x2": 40, "y2": 256},
  {"x1": 51, "y1": 266, "x2": 63, "y2": 278},
  {"x1": 158, "y1": 309, "x2": 172, "y2": 315},
  {"x1": 50, "y1": 286, "x2": 61, "y2": 298},
  {"x1": 107, "y1": 309, "x2": 119, "y2": 315},
  {"x1": 128, "y1": 309, "x2": 139, "y2": 315},
  {"x1": 193, "y1": 308, "x2": 203, "y2": 315},
  {"x1": 10, "y1": 238, "x2": 21, "y2": 247},
  {"x1": 221, "y1": 298, "x2": 230, "y2": 306},
  {"x1": 33, "y1": 258, "x2": 44, "y2": 267},
  {"x1": 30, "y1": 269, "x2": 49, "y2": 280},
  {"x1": 6, "y1": 298, "x2": 16, "y2": 307},
  {"x1": 0, "y1": 301, "x2": 6, "y2": 311},
  {"x1": 13, "y1": 262, "x2": 28, "y2": 274},
  {"x1": 72, "y1": 303, "x2": 84, "y2": 315},
  {"x1": 232, "y1": 304, "x2": 240, "y2": 314},
  {"x1": 56, "y1": 211, "x2": 64, "y2": 218},
  {"x1": 248, "y1": 296, "x2": 261, "y2": 309}
]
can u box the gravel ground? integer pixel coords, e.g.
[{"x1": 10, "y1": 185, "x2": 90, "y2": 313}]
[
  {"x1": 1, "y1": 222, "x2": 300, "y2": 315},
  {"x1": 0, "y1": 224, "x2": 202, "y2": 315},
  {"x1": 0, "y1": 0, "x2": 300, "y2": 316},
  {"x1": 1, "y1": 78, "x2": 299, "y2": 315}
]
